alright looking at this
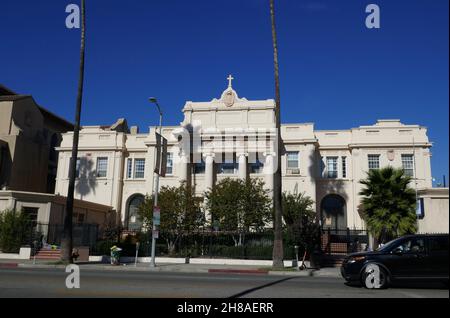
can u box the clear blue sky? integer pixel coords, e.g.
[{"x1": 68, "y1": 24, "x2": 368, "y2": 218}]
[{"x1": 1, "y1": 0, "x2": 448, "y2": 186}]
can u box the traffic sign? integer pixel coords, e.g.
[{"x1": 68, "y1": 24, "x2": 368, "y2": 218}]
[{"x1": 153, "y1": 206, "x2": 161, "y2": 225}]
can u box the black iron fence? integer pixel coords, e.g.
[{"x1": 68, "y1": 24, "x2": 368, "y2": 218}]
[
  {"x1": 91, "y1": 229, "x2": 302, "y2": 260},
  {"x1": 321, "y1": 228, "x2": 369, "y2": 255},
  {"x1": 2, "y1": 221, "x2": 369, "y2": 259},
  {"x1": 26, "y1": 223, "x2": 99, "y2": 252}
]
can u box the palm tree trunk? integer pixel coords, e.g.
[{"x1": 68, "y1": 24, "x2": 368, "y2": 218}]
[
  {"x1": 269, "y1": 0, "x2": 284, "y2": 268},
  {"x1": 61, "y1": 0, "x2": 86, "y2": 263}
]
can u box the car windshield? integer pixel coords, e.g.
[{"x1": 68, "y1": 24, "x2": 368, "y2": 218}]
[{"x1": 376, "y1": 238, "x2": 400, "y2": 252}]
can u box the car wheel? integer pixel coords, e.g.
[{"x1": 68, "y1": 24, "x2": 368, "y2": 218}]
[{"x1": 361, "y1": 264, "x2": 389, "y2": 289}]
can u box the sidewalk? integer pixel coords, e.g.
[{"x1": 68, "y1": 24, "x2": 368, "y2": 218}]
[{"x1": 0, "y1": 258, "x2": 341, "y2": 278}]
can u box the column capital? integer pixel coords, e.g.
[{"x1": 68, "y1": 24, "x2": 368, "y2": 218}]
[
  {"x1": 202, "y1": 152, "x2": 215, "y2": 159},
  {"x1": 263, "y1": 151, "x2": 276, "y2": 157},
  {"x1": 236, "y1": 152, "x2": 248, "y2": 158}
]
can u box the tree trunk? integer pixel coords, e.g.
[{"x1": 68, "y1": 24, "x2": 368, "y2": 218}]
[
  {"x1": 269, "y1": 0, "x2": 284, "y2": 269},
  {"x1": 61, "y1": 0, "x2": 86, "y2": 263}
]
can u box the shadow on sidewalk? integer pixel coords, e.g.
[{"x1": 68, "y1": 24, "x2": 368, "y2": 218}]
[{"x1": 228, "y1": 277, "x2": 296, "y2": 298}]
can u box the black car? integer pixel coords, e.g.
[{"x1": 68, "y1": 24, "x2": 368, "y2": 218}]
[{"x1": 341, "y1": 234, "x2": 449, "y2": 289}]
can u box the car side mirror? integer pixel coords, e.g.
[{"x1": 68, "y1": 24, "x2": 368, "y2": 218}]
[{"x1": 392, "y1": 247, "x2": 403, "y2": 255}]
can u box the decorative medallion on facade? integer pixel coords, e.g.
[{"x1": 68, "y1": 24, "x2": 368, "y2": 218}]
[{"x1": 387, "y1": 150, "x2": 395, "y2": 161}]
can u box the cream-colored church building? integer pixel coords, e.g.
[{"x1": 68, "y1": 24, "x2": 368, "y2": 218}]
[{"x1": 54, "y1": 77, "x2": 447, "y2": 234}]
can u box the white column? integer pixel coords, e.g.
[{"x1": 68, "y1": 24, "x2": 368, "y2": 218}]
[
  {"x1": 204, "y1": 153, "x2": 215, "y2": 191},
  {"x1": 263, "y1": 152, "x2": 275, "y2": 202},
  {"x1": 203, "y1": 153, "x2": 215, "y2": 222},
  {"x1": 178, "y1": 151, "x2": 189, "y2": 182},
  {"x1": 238, "y1": 152, "x2": 247, "y2": 180}
]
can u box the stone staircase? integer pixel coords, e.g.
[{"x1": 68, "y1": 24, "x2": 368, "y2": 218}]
[{"x1": 33, "y1": 248, "x2": 61, "y2": 260}]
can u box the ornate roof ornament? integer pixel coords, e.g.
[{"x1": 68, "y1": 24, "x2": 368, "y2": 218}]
[{"x1": 211, "y1": 74, "x2": 248, "y2": 107}]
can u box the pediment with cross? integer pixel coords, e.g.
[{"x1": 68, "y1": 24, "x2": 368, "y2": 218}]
[{"x1": 211, "y1": 74, "x2": 248, "y2": 107}]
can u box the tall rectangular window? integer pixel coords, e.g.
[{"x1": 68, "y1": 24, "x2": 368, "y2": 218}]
[
  {"x1": 368, "y1": 154, "x2": 380, "y2": 171},
  {"x1": 401, "y1": 154, "x2": 414, "y2": 177},
  {"x1": 326, "y1": 157, "x2": 338, "y2": 178},
  {"x1": 166, "y1": 152, "x2": 173, "y2": 175},
  {"x1": 287, "y1": 151, "x2": 299, "y2": 169},
  {"x1": 320, "y1": 157, "x2": 325, "y2": 177},
  {"x1": 219, "y1": 154, "x2": 237, "y2": 174},
  {"x1": 96, "y1": 157, "x2": 108, "y2": 178},
  {"x1": 126, "y1": 158, "x2": 133, "y2": 179},
  {"x1": 134, "y1": 158, "x2": 145, "y2": 179},
  {"x1": 194, "y1": 157, "x2": 205, "y2": 174},
  {"x1": 342, "y1": 156, "x2": 347, "y2": 178},
  {"x1": 250, "y1": 158, "x2": 264, "y2": 174}
]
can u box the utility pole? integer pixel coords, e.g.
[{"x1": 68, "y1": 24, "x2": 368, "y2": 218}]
[{"x1": 149, "y1": 97, "x2": 163, "y2": 267}]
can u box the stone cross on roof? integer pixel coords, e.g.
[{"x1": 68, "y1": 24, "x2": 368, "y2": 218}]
[{"x1": 227, "y1": 74, "x2": 234, "y2": 88}]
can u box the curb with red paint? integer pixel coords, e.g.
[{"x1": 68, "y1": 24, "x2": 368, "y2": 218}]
[
  {"x1": 0, "y1": 263, "x2": 18, "y2": 268},
  {"x1": 208, "y1": 269, "x2": 268, "y2": 274}
]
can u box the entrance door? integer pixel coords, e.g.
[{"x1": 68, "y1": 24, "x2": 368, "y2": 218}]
[
  {"x1": 321, "y1": 194, "x2": 347, "y2": 232},
  {"x1": 126, "y1": 194, "x2": 145, "y2": 231}
]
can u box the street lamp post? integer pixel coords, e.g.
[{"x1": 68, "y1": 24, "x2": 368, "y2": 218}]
[{"x1": 149, "y1": 97, "x2": 162, "y2": 267}]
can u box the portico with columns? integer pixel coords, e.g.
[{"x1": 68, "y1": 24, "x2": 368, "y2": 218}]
[{"x1": 172, "y1": 75, "x2": 278, "y2": 198}]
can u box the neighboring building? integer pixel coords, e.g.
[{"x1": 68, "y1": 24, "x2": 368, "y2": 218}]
[
  {"x1": 417, "y1": 188, "x2": 449, "y2": 234},
  {"x1": 0, "y1": 190, "x2": 115, "y2": 249},
  {"x1": 54, "y1": 77, "x2": 446, "y2": 234},
  {"x1": 0, "y1": 84, "x2": 73, "y2": 194},
  {"x1": 0, "y1": 190, "x2": 115, "y2": 230}
]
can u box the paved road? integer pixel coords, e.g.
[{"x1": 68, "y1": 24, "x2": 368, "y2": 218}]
[{"x1": 0, "y1": 268, "x2": 447, "y2": 298}]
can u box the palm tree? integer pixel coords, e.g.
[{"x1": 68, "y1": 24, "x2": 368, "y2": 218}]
[
  {"x1": 269, "y1": 0, "x2": 284, "y2": 268},
  {"x1": 359, "y1": 166, "x2": 417, "y2": 245},
  {"x1": 61, "y1": 0, "x2": 86, "y2": 263}
]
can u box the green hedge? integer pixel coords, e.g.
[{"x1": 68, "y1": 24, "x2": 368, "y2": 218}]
[{"x1": 0, "y1": 210, "x2": 32, "y2": 253}]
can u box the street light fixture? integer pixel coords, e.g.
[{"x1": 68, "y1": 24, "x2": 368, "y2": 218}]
[{"x1": 149, "y1": 97, "x2": 163, "y2": 267}]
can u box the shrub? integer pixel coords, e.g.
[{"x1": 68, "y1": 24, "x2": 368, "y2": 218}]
[{"x1": 0, "y1": 210, "x2": 31, "y2": 253}]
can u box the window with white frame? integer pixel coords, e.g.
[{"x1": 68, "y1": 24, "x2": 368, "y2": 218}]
[
  {"x1": 96, "y1": 157, "x2": 108, "y2": 178},
  {"x1": 368, "y1": 154, "x2": 380, "y2": 171},
  {"x1": 133, "y1": 158, "x2": 145, "y2": 178},
  {"x1": 342, "y1": 156, "x2": 347, "y2": 178},
  {"x1": 320, "y1": 156, "x2": 325, "y2": 177},
  {"x1": 401, "y1": 154, "x2": 414, "y2": 177},
  {"x1": 126, "y1": 158, "x2": 133, "y2": 179},
  {"x1": 287, "y1": 151, "x2": 299, "y2": 170},
  {"x1": 326, "y1": 157, "x2": 338, "y2": 178},
  {"x1": 166, "y1": 152, "x2": 173, "y2": 175}
]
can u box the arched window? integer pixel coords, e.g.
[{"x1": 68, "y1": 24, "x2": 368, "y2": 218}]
[
  {"x1": 126, "y1": 194, "x2": 145, "y2": 231},
  {"x1": 320, "y1": 194, "x2": 347, "y2": 232}
]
